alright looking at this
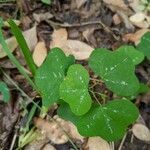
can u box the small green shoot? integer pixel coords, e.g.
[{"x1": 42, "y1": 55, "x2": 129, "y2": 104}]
[
  {"x1": 8, "y1": 19, "x2": 37, "y2": 75},
  {"x1": 0, "y1": 81, "x2": 10, "y2": 103},
  {"x1": 41, "y1": 0, "x2": 52, "y2": 5}
]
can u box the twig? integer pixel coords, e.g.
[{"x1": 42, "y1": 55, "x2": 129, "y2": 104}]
[
  {"x1": 9, "y1": 133, "x2": 17, "y2": 150},
  {"x1": 46, "y1": 19, "x2": 119, "y2": 40},
  {"x1": 118, "y1": 133, "x2": 127, "y2": 150}
]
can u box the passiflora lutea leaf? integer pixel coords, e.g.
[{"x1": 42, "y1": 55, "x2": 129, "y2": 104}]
[
  {"x1": 137, "y1": 32, "x2": 150, "y2": 59},
  {"x1": 116, "y1": 45, "x2": 144, "y2": 65},
  {"x1": 59, "y1": 64, "x2": 92, "y2": 116},
  {"x1": 89, "y1": 48, "x2": 140, "y2": 96},
  {"x1": 58, "y1": 99, "x2": 139, "y2": 141},
  {"x1": 34, "y1": 48, "x2": 75, "y2": 110}
]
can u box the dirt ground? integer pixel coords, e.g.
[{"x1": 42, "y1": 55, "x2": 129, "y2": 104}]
[{"x1": 0, "y1": 0, "x2": 150, "y2": 150}]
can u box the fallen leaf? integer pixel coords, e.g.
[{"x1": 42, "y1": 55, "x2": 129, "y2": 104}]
[
  {"x1": 0, "y1": 26, "x2": 37, "y2": 59},
  {"x1": 64, "y1": 40, "x2": 93, "y2": 60},
  {"x1": 132, "y1": 123, "x2": 150, "y2": 142},
  {"x1": 50, "y1": 28, "x2": 94, "y2": 60},
  {"x1": 130, "y1": 12, "x2": 146, "y2": 23},
  {"x1": 23, "y1": 26, "x2": 38, "y2": 51},
  {"x1": 103, "y1": 0, "x2": 128, "y2": 11},
  {"x1": 34, "y1": 116, "x2": 84, "y2": 144},
  {"x1": 129, "y1": 12, "x2": 149, "y2": 28},
  {"x1": 75, "y1": 0, "x2": 87, "y2": 8},
  {"x1": 33, "y1": 13, "x2": 53, "y2": 23},
  {"x1": 84, "y1": 137, "x2": 110, "y2": 150},
  {"x1": 123, "y1": 29, "x2": 150, "y2": 45},
  {"x1": 50, "y1": 28, "x2": 68, "y2": 48},
  {"x1": 129, "y1": 0, "x2": 141, "y2": 12},
  {"x1": 42, "y1": 144, "x2": 56, "y2": 150},
  {"x1": 34, "y1": 117, "x2": 68, "y2": 144},
  {"x1": 0, "y1": 37, "x2": 18, "y2": 58},
  {"x1": 33, "y1": 42, "x2": 47, "y2": 67},
  {"x1": 113, "y1": 14, "x2": 122, "y2": 25},
  {"x1": 54, "y1": 115, "x2": 84, "y2": 143}
]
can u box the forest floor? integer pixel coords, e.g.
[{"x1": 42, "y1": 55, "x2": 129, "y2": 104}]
[{"x1": 0, "y1": 0, "x2": 150, "y2": 150}]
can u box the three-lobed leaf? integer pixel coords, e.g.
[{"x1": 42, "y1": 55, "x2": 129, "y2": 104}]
[
  {"x1": 35, "y1": 48, "x2": 75, "y2": 109},
  {"x1": 58, "y1": 99, "x2": 139, "y2": 141},
  {"x1": 89, "y1": 47, "x2": 141, "y2": 96},
  {"x1": 117, "y1": 45, "x2": 144, "y2": 65},
  {"x1": 137, "y1": 32, "x2": 150, "y2": 59},
  {"x1": 59, "y1": 64, "x2": 92, "y2": 116},
  {"x1": 0, "y1": 81, "x2": 10, "y2": 103}
]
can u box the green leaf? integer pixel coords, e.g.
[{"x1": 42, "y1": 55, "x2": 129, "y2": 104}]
[
  {"x1": 59, "y1": 64, "x2": 92, "y2": 116},
  {"x1": 41, "y1": 0, "x2": 52, "y2": 5},
  {"x1": 58, "y1": 99, "x2": 139, "y2": 141},
  {"x1": 137, "y1": 83, "x2": 150, "y2": 94},
  {"x1": 137, "y1": 32, "x2": 150, "y2": 59},
  {"x1": 8, "y1": 19, "x2": 37, "y2": 75},
  {"x1": 0, "y1": 81, "x2": 10, "y2": 103},
  {"x1": 35, "y1": 48, "x2": 74, "y2": 109},
  {"x1": 89, "y1": 48, "x2": 140, "y2": 96},
  {"x1": 0, "y1": 18, "x2": 37, "y2": 90},
  {"x1": 116, "y1": 45, "x2": 144, "y2": 65}
]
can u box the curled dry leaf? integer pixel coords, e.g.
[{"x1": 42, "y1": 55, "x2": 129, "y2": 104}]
[
  {"x1": 34, "y1": 117, "x2": 68, "y2": 144},
  {"x1": 54, "y1": 115, "x2": 84, "y2": 143},
  {"x1": 132, "y1": 123, "x2": 150, "y2": 142},
  {"x1": 42, "y1": 144, "x2": 56, "y2": 150},
  {"x1": 123, "y1": 29, "x2": 150, "y2": 45},
  {"x1": 50, "y1": 28, "x2": 94, "y2": 60},
  {"x1": 33, "y1": 42, "x2": 47, "y2": 67},
  {"x1": 0, "y1": 26, "x2": 37, "y2": 59},
  {"x1": 34, "y1": 116, "x2": 84, "y2": 144},
  {"x1": 84, "y1": 137, "x2": 111, "y2": 150}
]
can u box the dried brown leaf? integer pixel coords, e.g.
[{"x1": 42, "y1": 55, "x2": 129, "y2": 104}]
[
  {"x1": 50, "y1": 28, "x2": 94, "y2": 60},
  {"x1": 42, "y1": 144, "x2": 56, "y2": 150},
  {"x1": 34, "y1": 117, "x2": 68, "y2": 144},
  {"x1": 123, "y1": 29, "x2": 150, "y2": 45},
  {"x1": 0, "y1": 26, "x2": 37, "y2": 59},
  {"x1": 75, "y1": 0, "x2": 87, "y2": 8},
  {"x1": 33, "y1": 42, "x2": 47, "y2": 67},
  {"x1": 23, "y1": 26, "x2": 38, "y2": 51},
  {"x1": 132, "y1": 124, "x2": 150, "y2": 142},
  {"x1": 0, "y1": 37, "x2": 18, "y2": 58},
  {"x1": 103, "y1": 0, "x2": 128, "y2": 11},
  {"x1": 84, "y1": 137, "x2": 110, "y2": 150}
]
